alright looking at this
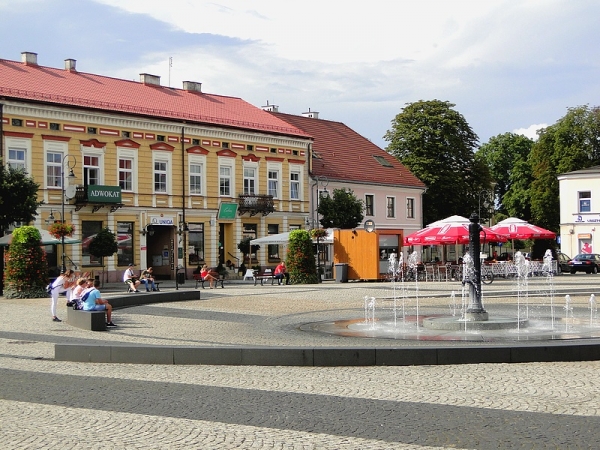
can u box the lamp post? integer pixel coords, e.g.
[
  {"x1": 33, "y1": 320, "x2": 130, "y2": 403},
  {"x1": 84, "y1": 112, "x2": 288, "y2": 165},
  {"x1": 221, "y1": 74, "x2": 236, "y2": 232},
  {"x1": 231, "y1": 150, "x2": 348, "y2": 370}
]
[
  {"x1": 478, "y1": 188, "x2": 494, "y2": 255},
  {"x1": 61, "y1": 155, "x2": 77, "y2": 273},
  {"x1": 312, "y1": 176, "x2": 329, "y2": 282}
]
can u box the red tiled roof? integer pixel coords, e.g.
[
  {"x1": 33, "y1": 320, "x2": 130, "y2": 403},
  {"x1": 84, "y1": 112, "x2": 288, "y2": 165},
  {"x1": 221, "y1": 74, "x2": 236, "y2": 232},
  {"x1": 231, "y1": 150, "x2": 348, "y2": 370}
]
[
  {"x1": 0, "y1": 58, "x2": 309, "y2": 138},
  {"x1": 271, "y1": 112, "x2": 425, "y2": 188}
]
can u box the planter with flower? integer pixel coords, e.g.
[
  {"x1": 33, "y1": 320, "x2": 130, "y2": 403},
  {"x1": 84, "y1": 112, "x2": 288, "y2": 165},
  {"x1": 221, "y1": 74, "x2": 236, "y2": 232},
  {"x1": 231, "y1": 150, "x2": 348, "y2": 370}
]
[
  {"x1": 310, "y1": 228, "x2": 328, "y2": 240},
  {"x1": 48, "y1": 222, "x2": 75, "y2": 239}
]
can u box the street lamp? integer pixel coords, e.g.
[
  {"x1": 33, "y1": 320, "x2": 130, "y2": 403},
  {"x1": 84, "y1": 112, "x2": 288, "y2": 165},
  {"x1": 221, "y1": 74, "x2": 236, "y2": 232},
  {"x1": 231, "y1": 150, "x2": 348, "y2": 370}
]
[
  {"x1": 478, "y1": 188, "x2": 494, "y2": 255},
  {"x1": 61, "y1": 155, "x2": 77, "y2": 273},
  {"x1": 312, "y1": 176, "x2": 329, "y2": 282}
]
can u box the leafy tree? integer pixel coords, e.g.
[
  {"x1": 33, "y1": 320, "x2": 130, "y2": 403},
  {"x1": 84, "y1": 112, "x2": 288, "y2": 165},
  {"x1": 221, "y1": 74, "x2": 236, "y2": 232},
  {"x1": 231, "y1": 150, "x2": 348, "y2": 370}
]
[
  {"x1": 4, "y1": 226, "x2": 48, "y2": 298},
  {"x1": 384, "y1": 99, "x2": 489, "y2": 225},
  {"x1": 286, "y1": 229, "x2": 318, "y2": 284},
  {"x1": 0, "y1": 164, "x2": 42, "y2": 233},
  {"x1": 89, "y1": 227, "x2": 118, "y2": 283},
  {"x1": 317, "y1": 188, "x2": 364, "y2": 229},
  {"x1": 529, "y1": 105, "x2": 600, "y2": 230},
  {"x1": 476, "y1": 133, "x2": 534, "y2": 217}
]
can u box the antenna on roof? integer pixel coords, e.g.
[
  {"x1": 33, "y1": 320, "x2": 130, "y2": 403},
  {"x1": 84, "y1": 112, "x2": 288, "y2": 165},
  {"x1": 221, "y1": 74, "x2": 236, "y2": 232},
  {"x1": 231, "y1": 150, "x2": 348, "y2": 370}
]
[{"x1": 168, "y1": 57, "x2": 173, "y2": 87}]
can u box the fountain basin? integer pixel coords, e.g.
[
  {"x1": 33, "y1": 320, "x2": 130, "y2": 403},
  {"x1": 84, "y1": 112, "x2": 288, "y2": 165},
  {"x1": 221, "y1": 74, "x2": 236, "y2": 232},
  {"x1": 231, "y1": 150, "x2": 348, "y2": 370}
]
[{"x1": 422, "y1": 315, "x2": 528, "y2": 331}]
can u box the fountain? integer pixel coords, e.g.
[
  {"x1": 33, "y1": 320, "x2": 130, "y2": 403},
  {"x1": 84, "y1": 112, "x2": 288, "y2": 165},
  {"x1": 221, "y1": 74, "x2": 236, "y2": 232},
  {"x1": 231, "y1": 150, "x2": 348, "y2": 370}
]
[{"x1": 304, "y1": 212, "x2": 600, "y2": 342}]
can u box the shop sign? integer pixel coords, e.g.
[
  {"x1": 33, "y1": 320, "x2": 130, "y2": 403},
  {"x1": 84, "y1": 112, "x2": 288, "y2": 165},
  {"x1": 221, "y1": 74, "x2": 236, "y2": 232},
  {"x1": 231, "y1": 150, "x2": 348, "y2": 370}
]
[
  {"x1": 87, "y1": 185, "x2": 122, "y2": 203},
  {"x1": 218, "y1": 202, "x2": 238, "y2": 220},
  {"x1": 150, "y1": 216, "x2": 175, "y2": 225}
]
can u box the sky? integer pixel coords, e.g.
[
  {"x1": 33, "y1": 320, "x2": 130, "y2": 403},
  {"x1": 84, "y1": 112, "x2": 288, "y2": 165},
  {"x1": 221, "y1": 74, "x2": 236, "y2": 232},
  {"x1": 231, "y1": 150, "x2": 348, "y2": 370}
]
[{"x1": 1, "y1": 0, "x2": 599, "y2": 149}]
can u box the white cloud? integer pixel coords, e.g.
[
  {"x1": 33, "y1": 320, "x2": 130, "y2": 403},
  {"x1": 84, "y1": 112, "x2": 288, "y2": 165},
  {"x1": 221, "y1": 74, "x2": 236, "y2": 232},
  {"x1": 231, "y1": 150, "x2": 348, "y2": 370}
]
[{"x1": 512, "y1": 124, "x2": 547, "y2": 140}]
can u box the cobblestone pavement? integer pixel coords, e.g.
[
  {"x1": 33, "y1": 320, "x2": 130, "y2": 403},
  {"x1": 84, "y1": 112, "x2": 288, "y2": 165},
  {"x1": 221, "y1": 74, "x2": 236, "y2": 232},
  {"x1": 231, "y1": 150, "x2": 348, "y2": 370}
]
[{"x1": 1, "y1": 276, "x2": 600, "y2": 448}]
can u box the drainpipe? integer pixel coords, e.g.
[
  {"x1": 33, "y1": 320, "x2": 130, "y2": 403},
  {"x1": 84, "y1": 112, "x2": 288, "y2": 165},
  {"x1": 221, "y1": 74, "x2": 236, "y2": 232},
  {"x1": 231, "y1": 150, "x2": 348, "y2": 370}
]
[
  {"x1": 0, "y1": 103, "x2": 4, "y2": 295},
  {"x1": 181, "y1": 126, "x2": 187, "y2": 277}
]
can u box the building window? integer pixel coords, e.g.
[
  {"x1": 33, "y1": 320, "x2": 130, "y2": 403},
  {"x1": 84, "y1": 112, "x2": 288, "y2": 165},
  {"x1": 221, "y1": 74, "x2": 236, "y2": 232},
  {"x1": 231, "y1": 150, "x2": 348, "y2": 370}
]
[
  {"x1": 190, "y1": 163, "x2": 203, "y2": 195},
  {"x1": 365, "y1": 195, "x2": 374, "y2": 216},
  {"x1": 192, "y1": 139, "x2": 200, "y2": 145},
  {"x1": 387, "y1": 197, "x2": 395, "y2": 218},
  {"x1": 268, "y1": 170, "x2": 279, "y2": 198},
  {"x1": 117, "y1": 222, "x2": 134, "y2": 266},
  {"x1": 219, "y1": 165, "x2": 232, "y2": 196},
  {"x1": 373, "y1": 155, "x2": 393, "y2": 167},
  {"x1": 267, "y1": 224, "x2": 280, "y2": 262},
  {"x1": 50, "y1": 123, "x2": 60, "y2": 131},
  {"x1": 579, "y1": 191, "x2": 591, "y2": 213},
  {"x1": 118, "y1": 158, "x2": 133, "y2": 191},
  {"x1": 121, "y1": 130, "x2": 130, "y2": 138},
  {"x1": 247, "y1": 144, "x2": 253, "y2": 151},
  {"x1": 11, "y1": 118, "x2": 23, "y2": 126},
  {"x1": 290, "y1": 171, "x2": 300, "y2": 200},
  {"x1": 157, "y1": 135, "x2": 165, "y2": 142},
  {"x1": 243, "y1": 166, "x2": 256, "y2": 195},
  {"x1": 87, "y1": 127, "x2": 97, "y2": 134},
  {"x1": 154, "y1": 161, "x2": 168, "y2": 193},
  {"x1": 82, "y1": 220, "x2": 103, "y2": 266},
  {"x1": 8, "y1": 147, "x2": 26, "y2": 170},
  {"x1": 46, "y1": 151, "x2": 63, "y2": 188},
  {"x1": 407, "y1": 198, "x2": 415, "y2": 219},
  {"x1": 84, "y1": 155, "x2": 101, "y2": 185},
  {"x1": 222, "y1": 142, "x2": 229, "y2": 149},
  {"x1": 188, "y1": 223, "x2": 205, "y2": 266}
]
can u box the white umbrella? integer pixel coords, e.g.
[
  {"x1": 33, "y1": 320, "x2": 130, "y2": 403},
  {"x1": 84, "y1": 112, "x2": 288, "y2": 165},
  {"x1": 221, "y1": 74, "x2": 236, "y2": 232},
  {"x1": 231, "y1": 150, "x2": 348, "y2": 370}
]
[
  {"x1": 0, "y1": 229, "x2": 82, "y2": 246},
  {"x1": 250, "y1": 229, "x2": 334, "y2": 246}
]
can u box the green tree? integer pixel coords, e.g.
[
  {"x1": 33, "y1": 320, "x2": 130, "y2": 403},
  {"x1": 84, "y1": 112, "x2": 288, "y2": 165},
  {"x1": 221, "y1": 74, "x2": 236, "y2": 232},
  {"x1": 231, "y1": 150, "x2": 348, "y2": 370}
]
[
  {"x1": 89, "y1": 227, "x2": 118, "y2": 283},
  {"x1": 476, "y1": 133, "x2": 534, "y2": 216},
  {"x1": 384, "y1": 99, "x2": 488, "y2": 225},
  {"x1": 286, "y1": 229, "x2": 318, "y2": 284},
  {"x1": 0, "y1": 164, "x2": 42, "y2": 233},
  {"x1": 529, "y1": 105, "x2": 600, "y2": 230},
  {"x1": 4, "y1": 226, "x2": 48, "y2": 298},
  {"x1": 317, "y1": 188, "x2": 364, "y2": 229},
  {"x1": 237, "y1": 236, "x2": 259, "y2": 264}
]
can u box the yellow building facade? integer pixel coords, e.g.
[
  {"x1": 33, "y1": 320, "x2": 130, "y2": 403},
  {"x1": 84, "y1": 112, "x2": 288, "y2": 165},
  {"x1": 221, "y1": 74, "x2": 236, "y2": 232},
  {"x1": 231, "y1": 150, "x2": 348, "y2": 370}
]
[{"x1": 2, "y1": 100, "x2": 311, "y2": 281}]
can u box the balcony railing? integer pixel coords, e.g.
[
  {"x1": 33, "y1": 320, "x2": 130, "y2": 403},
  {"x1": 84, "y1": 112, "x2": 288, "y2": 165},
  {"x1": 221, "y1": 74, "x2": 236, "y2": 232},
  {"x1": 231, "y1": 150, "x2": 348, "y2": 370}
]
[{"x1": 238, "y1": 194, "x2": 275, "y2": 216}]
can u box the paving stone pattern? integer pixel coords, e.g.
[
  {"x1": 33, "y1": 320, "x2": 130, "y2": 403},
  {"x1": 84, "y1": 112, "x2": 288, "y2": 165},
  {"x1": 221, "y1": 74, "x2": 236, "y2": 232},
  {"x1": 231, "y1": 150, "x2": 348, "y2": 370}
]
[{"x1": 1, "y1": 276, "x2": 600, "y2": 448}]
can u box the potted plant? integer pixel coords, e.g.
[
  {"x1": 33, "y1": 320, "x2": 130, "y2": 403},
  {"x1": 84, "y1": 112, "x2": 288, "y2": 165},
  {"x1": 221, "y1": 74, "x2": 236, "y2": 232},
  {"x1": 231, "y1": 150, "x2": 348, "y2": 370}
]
[
  {"x1": 48, "y1": 222, "x2": 75, "y2": 239},
  {"x1": 310, "y1": 228, "x2": 328, "y2": 240}
]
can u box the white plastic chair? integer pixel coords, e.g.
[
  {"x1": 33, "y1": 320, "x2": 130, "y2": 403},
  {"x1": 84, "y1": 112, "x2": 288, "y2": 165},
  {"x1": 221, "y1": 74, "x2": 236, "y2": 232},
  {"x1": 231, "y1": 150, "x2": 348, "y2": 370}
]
[{"x1": 243, "y1": 269, "x2": 255, "y2": 280}]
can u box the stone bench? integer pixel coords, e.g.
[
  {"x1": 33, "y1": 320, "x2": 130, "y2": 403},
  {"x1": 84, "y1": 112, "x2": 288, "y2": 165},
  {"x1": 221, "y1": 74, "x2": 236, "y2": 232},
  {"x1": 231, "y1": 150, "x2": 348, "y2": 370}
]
[{"x1": 67, "y1": 290, "x2": 201, "y2": 331}]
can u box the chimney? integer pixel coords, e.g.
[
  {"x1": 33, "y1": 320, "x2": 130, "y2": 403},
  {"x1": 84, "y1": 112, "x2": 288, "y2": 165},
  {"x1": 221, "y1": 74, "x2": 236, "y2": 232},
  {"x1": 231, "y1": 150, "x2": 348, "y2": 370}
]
[
  {"x1": 182, "y1": 81, "x2": 202, "y2": 92},
  {"x1": 140, "y1": 73, "x2": 161, "y2": 86},
  {"x1": 21, "y1": 52, "x2": 38, "y2": 65},
  {"x1": 64, "y1": 59, "x2": 77, "y2": 71},
  {"x1": 302, "y1": 108, "x2": 319, "y2": 119},
  {"x1": 261, "y1": 100, "x2": 279, "y2": 112}
]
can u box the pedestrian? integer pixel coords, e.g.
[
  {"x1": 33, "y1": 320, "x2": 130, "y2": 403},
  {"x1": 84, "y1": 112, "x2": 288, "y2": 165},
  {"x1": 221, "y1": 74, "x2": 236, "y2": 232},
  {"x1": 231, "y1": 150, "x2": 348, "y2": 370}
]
[
  {"x1": 49, "y1": 269, "x2": 75, "y2": 322},
  {"x1": 82, "y1": 279, "x2": 116, "y2": 327}
]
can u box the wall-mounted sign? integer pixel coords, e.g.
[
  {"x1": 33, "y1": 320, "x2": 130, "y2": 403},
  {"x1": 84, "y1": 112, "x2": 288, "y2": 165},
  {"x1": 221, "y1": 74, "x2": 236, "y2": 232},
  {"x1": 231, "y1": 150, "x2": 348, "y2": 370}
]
[
  {"x1": 218, "y1": 202, "x2": 238, "y2": 220},
  {"x1": 87, "y1": 185, "x2": 122, "y2": 203},
  {"x1": 150, "y1": 216, "x2": 175, "y2": 225}
]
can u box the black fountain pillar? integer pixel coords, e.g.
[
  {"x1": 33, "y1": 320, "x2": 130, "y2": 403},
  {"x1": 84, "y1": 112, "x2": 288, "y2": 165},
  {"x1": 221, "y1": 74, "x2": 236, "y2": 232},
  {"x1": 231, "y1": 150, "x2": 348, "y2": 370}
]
[{"x1": 465, "y1": 212, "x2": 488, "y2": 321}]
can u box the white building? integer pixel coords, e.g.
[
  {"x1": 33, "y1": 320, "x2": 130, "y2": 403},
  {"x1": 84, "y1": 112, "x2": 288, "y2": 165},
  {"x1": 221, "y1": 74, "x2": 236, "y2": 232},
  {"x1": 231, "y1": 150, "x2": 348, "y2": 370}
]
[{"x1": 558, "y1": 165, "x2": 600, "y2": 257}]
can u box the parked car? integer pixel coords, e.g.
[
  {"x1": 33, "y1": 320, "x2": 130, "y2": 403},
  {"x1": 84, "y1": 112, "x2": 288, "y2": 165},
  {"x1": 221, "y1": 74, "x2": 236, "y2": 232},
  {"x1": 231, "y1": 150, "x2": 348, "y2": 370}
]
[
  {"x1": 567, "y1": 253, "x2": 600, "y2": 274},
  {"x1": 556, "y1": 252, "x2": 571, "y2": 274}
]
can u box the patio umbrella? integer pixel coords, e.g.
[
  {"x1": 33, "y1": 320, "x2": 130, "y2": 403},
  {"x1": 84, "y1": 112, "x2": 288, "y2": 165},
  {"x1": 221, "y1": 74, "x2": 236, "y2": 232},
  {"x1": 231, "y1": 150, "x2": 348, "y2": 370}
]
[
  {"x1": 404, "y1": 222, "x2": 507, "y2": 246},
  {"x1": 490, "y1": 217, "x2": 556, "y2": 240},
  {"x1": 490, "y1": 217, "x2": 556, "y2": 256},
  {"x1": 0, "y1": 229, "x2": 82, "y2": 246}
]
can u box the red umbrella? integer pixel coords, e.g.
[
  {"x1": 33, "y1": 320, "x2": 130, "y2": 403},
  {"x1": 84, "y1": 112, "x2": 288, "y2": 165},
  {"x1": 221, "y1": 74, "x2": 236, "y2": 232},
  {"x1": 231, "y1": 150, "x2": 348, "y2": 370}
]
[
  {"x1": 404, "y1": 222, "x2": 507, "y2": 245},
  {"x1": 490, "y1": 218, "x2": 556, "y2": 240}
]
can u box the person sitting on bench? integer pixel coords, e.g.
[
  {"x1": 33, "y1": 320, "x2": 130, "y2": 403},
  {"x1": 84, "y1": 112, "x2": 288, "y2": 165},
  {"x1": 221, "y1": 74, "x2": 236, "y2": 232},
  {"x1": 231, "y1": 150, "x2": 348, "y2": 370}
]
[
  {"x1": 83, "y1": 279, "x2": 116, "y2": 327},
  {"x1": 200, "y1": 264, "x2": 217, "y2": 289},
  {"x1": 140, "y1": 266, "x2": 158, "y2": 291},
  {"x1": 123, "y1": 263, "x2": 141, "y2": 292},
  {"x1": 274, "y1": 261, "x2": 290, "y2": 285}
]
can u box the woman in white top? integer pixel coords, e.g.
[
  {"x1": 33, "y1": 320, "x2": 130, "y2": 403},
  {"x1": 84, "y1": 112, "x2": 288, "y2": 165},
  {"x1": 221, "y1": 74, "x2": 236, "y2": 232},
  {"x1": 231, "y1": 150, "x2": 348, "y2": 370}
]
[{"x1": 50, "y1": 269, "x2": 74, "y2": 322}]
